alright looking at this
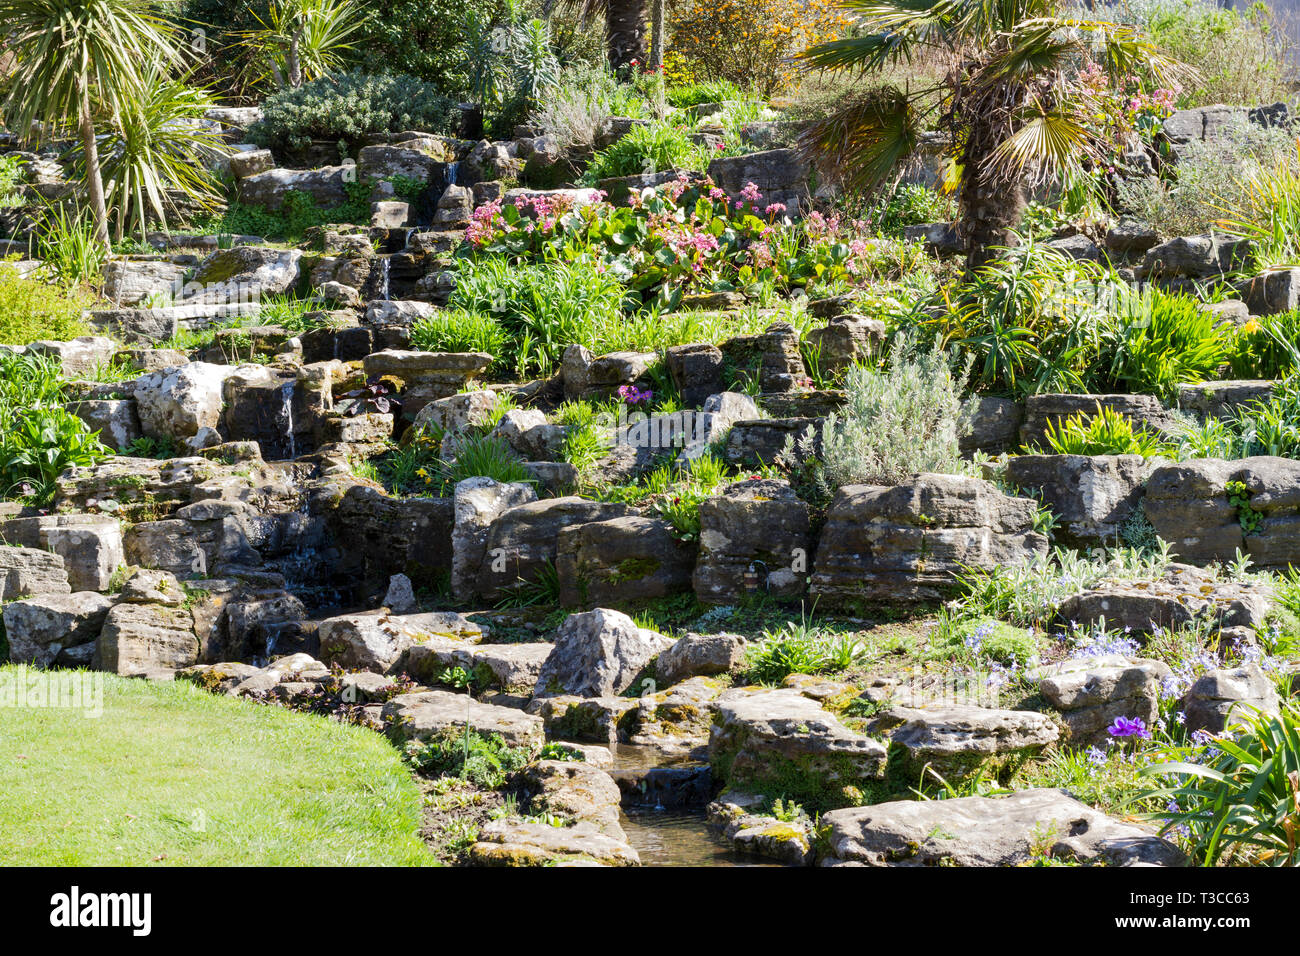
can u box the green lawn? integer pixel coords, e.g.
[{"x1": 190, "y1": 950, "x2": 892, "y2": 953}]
[{"x1": 0, "y1": 667, "x2": 434, "y2": 865}]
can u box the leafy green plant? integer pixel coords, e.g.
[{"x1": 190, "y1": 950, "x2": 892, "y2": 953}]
[
  {"x1": 406, "y1": 727, "x2": 533, "y2": 789},
  {"x1": 784, "y1": 336, "x2": 973, "y2": 496},
  {"x1": 1226, "y1": 480, "x2": 1264, "y2": 535},
  {"x1": 1141, "y1": 703, "x2": 1300, "y2": 866},
  {"x1": 248, "y1": 69, "x2": 456, "y2": 157},
  {"x1": 579, "y1": 122, "x2": 710, "y2": 183},
  {"x1": 0, "y1": 352, "x2": 108, "y2": 503},
  {"x1": 1042, "y1": 404, "x2": 1176, "y2": 457},
  {"x1": 0, "y1": 153, "x2": 27, "y2": 207},
  {"x1": 234, "y1": 0, "x2": 369, "y2": 92},
  {"x1": 745, "y1": 617, "x2": 867, "y2": 684},
  {"x1": 0, "y1": 262, "x2": 92, "y2": 344},
  {"x1": 410, "y1": 309, "x2": 507, "y2": 359},
  {"x1": 34, "y1": 202, "x2": 109, "y2": 290},
  {"x1": 1108, "y1": 287, "x2": 1230, "y2": 402}
]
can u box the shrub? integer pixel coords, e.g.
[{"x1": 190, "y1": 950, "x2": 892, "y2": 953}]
[
  {"x1": 785, "y1": 337, "x2": 974, "y2": 494},
  {"x1": 1135, "y1": 0, "x2": 1291, "y2": 108},
  {"x1": 0, "y1": 352, "x2": 109, "y2": 503},
  {"x1": 351, "y1": 0, "x2": 512, "y2": 94},
  {"x1": 1230, "y1": 310, "x2": 1300, "y2": 380},
  {"x1": 534, "y1": 64, "x2": 621, "y2": 152},
  {"x1": 249, "y1": 70, "x2": 457, "y2": 157},
  {"x1": 0, "y1": 153, "x2": 26, "y2": 207},
  {"x1": 0, "y1": 265, "x2": 92, "y2": 344},
  {"x1": 1141, "y1": 703, "x2": 1300, "y2": 866},
  {"x1": 580, "y1": 123, "x2": 711, "y2": 183},
  {"x1": 1042, "y1": 404, "x2": 1176, "y2": 457},
  {"x1": 1118, "y1": 122, "x2": 1296, "y2": 238},
  {"x1": 1108, "y1": 287, "x2": 1231, "y2": 402},
  {"x1": 668, "y1": 0, "x2": 851, "y2": 96}
]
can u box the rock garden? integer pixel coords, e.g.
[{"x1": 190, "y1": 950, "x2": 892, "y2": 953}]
[{"x1": 2, "y1": 0, "x2": 1300, "y2": 869}]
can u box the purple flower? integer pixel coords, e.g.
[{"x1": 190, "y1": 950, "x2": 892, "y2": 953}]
[
  {"x1": 617, "y1": 385, "x2": 653, "y2": 406},
  {"x1": 1086, "y1": 745, "x2": 1107, "y2": 767},
  {"x1": 1107, "y1": 716, "x2": 1150, "y2": 739}
]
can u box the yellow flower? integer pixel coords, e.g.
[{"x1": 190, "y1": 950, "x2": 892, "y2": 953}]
[{"x1": 1243, "y1": 319, "x2": 1261, "y2": 334}]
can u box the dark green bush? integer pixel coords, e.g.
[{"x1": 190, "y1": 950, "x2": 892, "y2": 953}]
[{"x1": 249, "y1": 70, "x2": 457, "y2": 157}]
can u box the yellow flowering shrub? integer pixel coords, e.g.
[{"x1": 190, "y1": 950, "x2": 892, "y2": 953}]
[{"x1": 668, "y1": 0, "x2": 852, "y2": 96}]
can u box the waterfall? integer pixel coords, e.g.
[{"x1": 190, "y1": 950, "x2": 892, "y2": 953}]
[{"x1": 278, "y1": 380, "x2": 296, "y2": 460}]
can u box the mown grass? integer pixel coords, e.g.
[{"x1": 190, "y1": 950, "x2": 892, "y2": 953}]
[{"x1": 0, "y1": 667, "x2": 434, "y2": 865}]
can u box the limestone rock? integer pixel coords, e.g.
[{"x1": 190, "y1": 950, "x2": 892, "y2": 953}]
[
  {"x1": 382, "y1": 689, "x2": 544, "y2": 748},
  {"x1": 694, "y1": 478, "x2": 811, "y2": 604},
  {"x1": 0, "y1": 545, "x2": 71, "y2": 601},
  {"x1": 2, "y1": 592, "x2": 115, "y2": 667},
  {"x1": 534, "y1": 608, "x2": 674, "y2": 699},
  {"x1": 820, "y1": 789, "x2": 1185, "y2": 866}
]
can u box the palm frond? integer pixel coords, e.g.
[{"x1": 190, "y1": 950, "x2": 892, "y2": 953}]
[
  {"x1": 798, "y1": 85, "x2": 922, "y2": 193},
  {"x1": 990, "y1": 104, "x2": 1090, "y2": 183}
]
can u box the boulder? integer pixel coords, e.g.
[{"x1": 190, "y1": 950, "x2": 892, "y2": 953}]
[
  {"x1": 1055, "y1": 565, "x2": 1273, "y2": 635},
  {"x1": 1143, "y1": 456, "x2": 1300, "y2": 569},
  {"x1": 475, "y1": 497, "x2": 632, "y2": 601},
  {"x1": 820, "y1": 789, "x2": 1185, "y2": 866},
  {"x1": 188, "y1": 246, "x2": 303, "y2": 303},
  {"x1": 467, "y1": 819, "x2": 639, "y2": 866},
  {"x1": 2, "y1": 592, "x2": 114, "y2": 667},
  {"x1": 317, "y1": 610, "x2": 484, "y2": 673},
  {"x1": 707, "y1": 149, "x2": 810, "y2": 216},
  {"x1": 555, "y1": 515, "x2": 695, "y2": 607},
  {"x1": 655, "y1": 632, "x2": 747, "y2": 687},
  {"x1": 0, "y1": 545, "x2": 70, "y2": 600},
  {"x1": 133, "y1": 363, "x2": 240, "y2": 440},
  {"x1": 0, "y1": 514, "x2": 124, "y2": 592},
  {"x1": 237, "y1": 166, "x2": 350, "y2": 211},
  {"x1": 96, "y1": 602, "x2": 199, "y2": 676},
  {"x1": 26, "y1": 337, "x2": 118, "y2": 378},
  {"x1": 1181, "y1": 663, "x2": 1280, "y2": 735},
  {"x1": 533, "y1": 608, "x2": 674, "y2": 699},
  {"x1": 68, "y1": 399, "x2": 142, "y2": 451},
  {"x1": 450, "y1": 477, "x2": 538, "y2": 603},
  {"x1": 723, "y1": 417, "x2": 822, "y2": 468},
  {"x1": 694, "y1": 478, "x2": 811, "y2": 604},
  {"x1": 960, "y1": 396, "x2": 1024, "y2": 455},
  {"x1": 710, "y1": 689, "x2": 888, "y2": 808},
  {"x1": 101, "y1": 260, "x2": 186, "y2": 307},
  {"x1": 665, "y1": 342, "x2": 725, "y2": 407},
  {"x1": 1140, "y1": 234, "x2": 1253, "y2": 278},
  {"x1": 1004, "y1": 454, "x2": 1153, "y2": 548},
  {"x1": 1037, "y1": 655, "x2": 1171, "y2": 745},
  {"x1": 382, "y1": 689, "x2": 544, "y2": 748},
  {"x1": 803, "y1": 314, "x2": 886, "y2": 375},
  {"x1": 883, "y1": 703, "x2": 1059, "y2": 781},
  {"x1": 810, "y1": 475, "x2": 1048, "y2": 607}
]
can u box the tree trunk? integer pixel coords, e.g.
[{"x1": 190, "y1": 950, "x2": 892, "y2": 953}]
[
  {"x1": 649, "y1": 0, "x2": 665, "y2": 70},
  {"x1": 606, "y1": 0, "x2": 647, "y2": 72},
  {"x1": 287, "y1": 30, "x2": 303, "y2": 88},
  {"x1": 958, "y1": 119, "x2": 1025, "y2": 273},
  {"x1": 77, "y1": 78, "x2": 110, "y2": 252}
]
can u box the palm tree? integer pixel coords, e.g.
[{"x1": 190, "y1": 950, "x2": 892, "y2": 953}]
[
  {"x1": 799, "y1": 0, "x2": 1181, "y2": 269},
  {"x1": 235, "y1": 0, "x2": 369, "y2": 92},
  {"x1": 0, "y1": 0, "x2": 185, "y2": 250},
  {"x1": 561, "y1": 0, "x2": 647, "y2": 71}
]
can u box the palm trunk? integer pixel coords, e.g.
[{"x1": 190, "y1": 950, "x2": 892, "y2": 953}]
[
  {"x1": 287, "y1": 30, "x2": 303, "y2": 88},
  {"x1": 649, "y1": 0, "x2": 665, "y2": 70},
  {"x1": 77, "y1": 78, "x2": 110, "y2": 252},
  {"x1": 958, "y1": 120, "x2": 1025, "y2": 273},
  {"x1": 606, "y1": 0, "x2": 646, "y2": 71}
]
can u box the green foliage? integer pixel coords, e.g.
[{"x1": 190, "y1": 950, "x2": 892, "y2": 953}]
[
  {"x1": 33, "y1": 203, "x2": 109, "y2": 289},
  {"x1": 784, "y1": 337, "x2": 973, "y2": 495},
  {"x1": 580, "y1": 123, "x2": 711, "y2": 183},
  {"x1": 1109, "y1": 287, "x2": 1230, "y2": 402},
  {"x1": 926, "y1": 615, "x2": 1039, "y2": 667},
  {"x1": 0, "y1": 154, "x2": 26, "y2": 207},
  {"x1": 1042, "y1": 404, "x2": 1176, "y2": 457},
  {"x1": 1177, "y1": 372, "x2": 1300, "y2": 461},
  {"x1": 406, "y1": 727, "x2": 534, "y2": 789},
  {"x1": 410, "y1": 309, "x2": 506, "y2": 360},
  {"x1": 1230, "y1": 310, "x2": 1300, "y2": 380},
  {"x1": 351, "y1": 0, "x2": 511, "y2": 95},
  {"x1": 450, "y1": 257, "x2": 631, "y2": 377},
  {"x1": 745, "y1": 618, "x2": 867, "y2": 684},
  {"x1": 234, "y1": 0, "x2": 369, "y2": 93},
  {"x1": 69, "y1": 67, "x2": 226, "y2": 242},
  {"x1": 0, "y1": 263, "x2": 92, "y2": 344},
  {"x1": 863, "y1": 181, "x2": 957, "y2": 238},
  {"x1": 1141, "y1": 703, "x2": 1300, "y2": 866},
  {"x1": 1226, "y1": 480, "x2": 1264, "y2": 535},
  {"x1": 0, "y1": 352, "x2": 109, "y2": 503},
  {"x1": 248, "y1": 69, "x2": 456, "y2": 157},
  {"x1": 665, "y1": 79, "x2": 744, "y2": 108},
  {"x1": 199, "y1": 178, "x2": 373, "y2": 240}
]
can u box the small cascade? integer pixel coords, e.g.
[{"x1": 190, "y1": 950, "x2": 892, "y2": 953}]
[
  {"x1": 373, "y1": 255, "x2": 391, "y2": 300},
  {"x1": 277, "y1": 380, "x2": 296, "y2": 461}
]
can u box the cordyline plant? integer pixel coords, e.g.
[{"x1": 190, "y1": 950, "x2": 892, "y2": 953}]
[
  {"x1": 798, "y1": 0, "x2": 1186, "y2": 270},
  {"x1": 0, "y1": 0, "x2": 186, "y2": 250}
]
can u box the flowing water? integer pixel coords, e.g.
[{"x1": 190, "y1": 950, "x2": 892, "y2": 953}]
[{"x1": 619, "y1": 808, "x2": 785, "y2": 867}]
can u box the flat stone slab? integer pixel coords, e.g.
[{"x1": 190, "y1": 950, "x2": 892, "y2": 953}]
[
  {"x1": 382, "y1": 689, "x2": 544, "y2": 749},
  {"x1": 883, "y1": 703, "x2": 1059, "y2": 780},
  {"x1": 820, "y1": 788, "x2": 1186, "y2": 866},
  {"x1": 1056, "y1": 565, "x2": 1274, "y2": 634},
  {"x1": 467, "y1": 818, "x2": 639, "y2": 866}
]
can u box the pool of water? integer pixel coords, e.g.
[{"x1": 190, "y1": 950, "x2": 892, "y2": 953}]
[{"x1": 620, "y1": 808, "x2": 785, "y2": 867}]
